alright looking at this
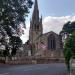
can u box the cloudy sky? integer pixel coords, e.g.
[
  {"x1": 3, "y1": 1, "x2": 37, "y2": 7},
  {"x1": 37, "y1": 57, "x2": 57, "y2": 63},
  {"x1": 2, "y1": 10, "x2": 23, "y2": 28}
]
[{"x1": 21, "y1": 0, "x2": 75, "y2": 44}]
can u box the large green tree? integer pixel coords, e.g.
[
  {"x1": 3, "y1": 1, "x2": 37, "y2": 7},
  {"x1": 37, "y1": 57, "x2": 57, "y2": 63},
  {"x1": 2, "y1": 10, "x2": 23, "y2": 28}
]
[
  {"x1": 60, "y1": 21, "x2": 75, "y2": 70},
  {"x1": 64, "y1": 31, "x2": 75, "y2": 70},
  {"x1": 0, "y1": 0, "x2": 33, "y2": 56}
]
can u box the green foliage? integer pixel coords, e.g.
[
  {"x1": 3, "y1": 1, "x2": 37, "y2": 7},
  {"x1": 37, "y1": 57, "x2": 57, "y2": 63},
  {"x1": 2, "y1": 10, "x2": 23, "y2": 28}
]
[
  {"x1": 10, "y1": 36, "x2": 22, "y2": 47},
  {"x1": 60, "y1": 21, "x2": 75, "y2": 34},
  {"x1": 0, "y1": 0, "x2": 33, "y2": 56},
  {"x1": 64, "y1": 31, "x2": 75, "y2": 70},
  {"x1": 0, "y1": 0, "x2": 33, "y2": 35},
  {"x1": 10, "y1": 36, "x2": 22, "y2": 56},
  {"x1": 3, "y1": 44, "x2": 9, "y2": 57}
]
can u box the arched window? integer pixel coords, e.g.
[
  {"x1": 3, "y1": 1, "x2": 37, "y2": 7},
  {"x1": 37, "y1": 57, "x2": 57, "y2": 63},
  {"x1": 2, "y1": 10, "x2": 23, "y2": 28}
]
[{"x1": 48, "y1": 34, "x2": 56, "y2": 50}]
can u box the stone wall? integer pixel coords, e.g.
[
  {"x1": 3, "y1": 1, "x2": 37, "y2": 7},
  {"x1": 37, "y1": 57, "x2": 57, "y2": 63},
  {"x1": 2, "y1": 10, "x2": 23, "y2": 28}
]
[{"x1": 4, "y1": 56, "x2": 65, "y2": 65}]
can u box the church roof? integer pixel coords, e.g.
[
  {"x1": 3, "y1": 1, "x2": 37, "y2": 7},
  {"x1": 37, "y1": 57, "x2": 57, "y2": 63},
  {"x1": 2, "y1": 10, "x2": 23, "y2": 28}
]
[
  {"x1": 43, "y1": 31, "x2": 58, "y2": 36},
  {"x1": 35, "y1": 31, "x2": 59, "y2": 41}
]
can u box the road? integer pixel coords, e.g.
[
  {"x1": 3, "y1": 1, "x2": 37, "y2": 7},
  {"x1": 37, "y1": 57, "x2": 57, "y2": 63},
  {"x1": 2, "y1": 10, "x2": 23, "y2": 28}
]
[{"x1": 0, "y1": 63, "x2": 69, "y2": 75}]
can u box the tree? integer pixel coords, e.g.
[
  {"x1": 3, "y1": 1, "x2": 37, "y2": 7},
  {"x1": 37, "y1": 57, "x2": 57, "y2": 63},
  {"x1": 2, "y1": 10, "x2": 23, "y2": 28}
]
[
  {"x1": 0, "y1": 0, "x2": 33, "y2": 29},
  {"x1": 60, "y1": 21, "x2": 75, "y2": 35},
  {"x1": 0, "y1": 0, "x2": 33, "y2": 36},
  {"x1": 0, "y1": 0, "x2": 33, "y2": 56},
  {"x1": 10, "y1": 36, "x2": 22, "y2": 56},
  {"x1": 64, "y1": 31, "x2": 75, "y2": 70}
]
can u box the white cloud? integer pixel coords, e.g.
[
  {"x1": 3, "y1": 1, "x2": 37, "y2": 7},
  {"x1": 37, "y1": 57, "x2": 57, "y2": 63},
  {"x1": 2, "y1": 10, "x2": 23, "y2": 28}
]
[
  {"x1": 43, "y1": 16, "x2": 75, "y2": 34},
  {"x1": 21, "y1": 16, "x2": 75, "y2": 44}
]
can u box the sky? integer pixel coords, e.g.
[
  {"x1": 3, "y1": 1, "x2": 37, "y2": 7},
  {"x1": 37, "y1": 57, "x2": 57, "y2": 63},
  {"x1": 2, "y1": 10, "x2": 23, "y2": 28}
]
[{"x1": 21, "y1": 0, "x2": 75, "y2": 44}]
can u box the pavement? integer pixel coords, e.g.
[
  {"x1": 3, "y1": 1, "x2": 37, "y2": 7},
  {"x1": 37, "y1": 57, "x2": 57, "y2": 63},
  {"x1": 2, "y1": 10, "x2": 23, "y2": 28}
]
[{"x1": 0, "y1": 63, "x2": 69, "y2": 75}]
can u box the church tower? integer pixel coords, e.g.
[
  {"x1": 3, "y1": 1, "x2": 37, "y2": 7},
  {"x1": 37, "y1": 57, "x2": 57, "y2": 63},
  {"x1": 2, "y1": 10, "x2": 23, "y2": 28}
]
[{"x1": 29, "y1": 0, "x2": 43, "y2": 43}]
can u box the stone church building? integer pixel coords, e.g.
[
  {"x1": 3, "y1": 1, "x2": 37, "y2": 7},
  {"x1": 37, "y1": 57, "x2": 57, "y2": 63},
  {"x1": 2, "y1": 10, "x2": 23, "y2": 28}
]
[{"x1": 24, "y1": 0, "x2": 63, "y2": 58}]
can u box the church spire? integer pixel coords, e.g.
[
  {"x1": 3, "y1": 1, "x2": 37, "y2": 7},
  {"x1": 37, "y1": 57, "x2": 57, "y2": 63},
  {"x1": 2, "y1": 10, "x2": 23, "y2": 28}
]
[
  {"x1": 29, "y1": 0, "x2": 43, "y2": 43},
  {"x1": 34, "y1": 0, "x2": 38, "y2": 9},
  {"x1": 32, "y1": 0, "x2": 39, "y2": 23}
]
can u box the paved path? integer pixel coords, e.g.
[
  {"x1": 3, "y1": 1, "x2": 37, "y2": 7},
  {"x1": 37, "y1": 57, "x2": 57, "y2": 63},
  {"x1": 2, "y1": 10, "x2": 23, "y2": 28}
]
[{"x1": 0, "y1": 63, "x2": 69, "y2": 75}]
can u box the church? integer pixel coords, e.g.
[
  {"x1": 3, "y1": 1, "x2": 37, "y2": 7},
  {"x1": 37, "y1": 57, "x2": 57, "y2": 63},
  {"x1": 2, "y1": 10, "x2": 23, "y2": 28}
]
[{"x1": 24, "y1": 0, "x2": 63, "y2": 58}]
